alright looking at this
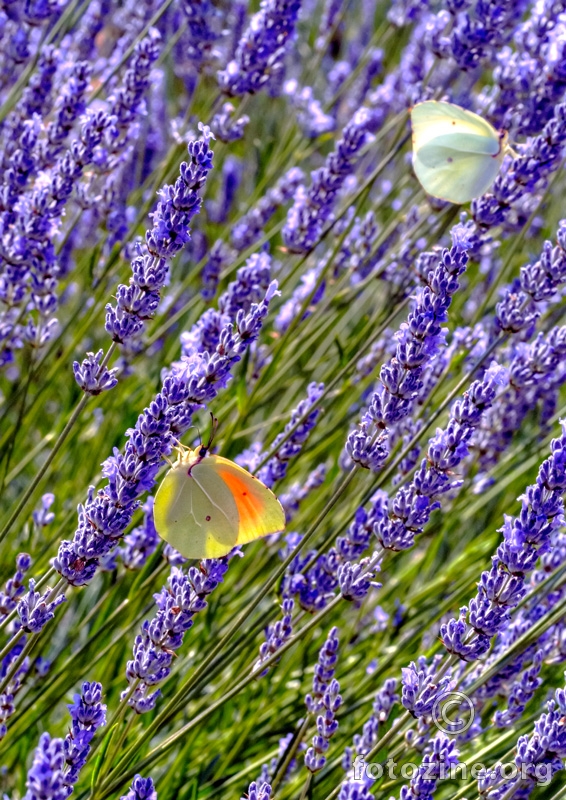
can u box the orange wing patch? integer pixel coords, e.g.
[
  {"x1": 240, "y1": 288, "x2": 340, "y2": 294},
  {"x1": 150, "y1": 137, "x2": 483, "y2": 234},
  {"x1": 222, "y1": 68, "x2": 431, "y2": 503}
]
[{"x1": 215, "y1": 467, "x2": 266, "y2": 528}]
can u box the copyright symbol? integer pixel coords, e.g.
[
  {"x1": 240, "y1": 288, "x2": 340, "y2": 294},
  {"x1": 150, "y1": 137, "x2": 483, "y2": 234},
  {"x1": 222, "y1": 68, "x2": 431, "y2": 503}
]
[{"x1": 432, "y1": 691, "x2": 475, "y2": 735}]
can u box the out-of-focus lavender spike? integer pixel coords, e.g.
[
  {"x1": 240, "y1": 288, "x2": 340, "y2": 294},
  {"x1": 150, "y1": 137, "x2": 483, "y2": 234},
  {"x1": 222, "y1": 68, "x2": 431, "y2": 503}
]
[
  {"x1": 120, "y1": 497, "x2": 160, "y2": 570},
  {"x1": 54, "y1": 283, "x2": 279, "y2": 587},
  {"x1": 429, "y1": 0, "x2": 529, "y2": 70},
  {"x1": 207, "y1": 155, "x2": 241, "y2": 223},
  {"x1": 315, "y1": 0, "x2": 343, "y2": 51},
  {"x1": 256, "y1": 382, "x2": 325, "y2": 488},
  {"x1": 231, "y1": 166, "x2": 303, "y2": 252},
  {"x1": 442, "y1": 421, "x2": 566, "y2": 662},
  {"x1": 180, "y1": 0, "x2": 222, "y2": 69},
  {"x1": 279, "y1": 463, "x2": 327, "y2": 522},
  {"x1": 283, "y1": 106, "x2": 379, "y2": 253},
  {"x1": 494, "y1": 650, "x2": 543, "y2": 727},
  {"x1": 0, "y1": 44, "x2": 60, "y2": 170},
  {"x1": 123, "y1": 559, "x2": 230, "y2": 712},
  {"x1": 274, "y1": 264, "x2": 325, "y2": 334},
  {"x1": 69, "y1": 0, "x2": 112, "y2": 61},
  {"x1": 200, "y1": 240, "x2": 236, "y2": 301},
  {"x1": 218, "y1": 0, "x2": 302, "y2": 96},
  {"x1": 283, "y1": 80, "x2": 335, "y2": 138},
  {"x1": 343, "y1": 677, "x2": 399, "y2": 772},
  {"x1": 477, "y1": 678, "x2": 566, "y2": 798},
  {"x1": 345, "y1": 225, "x2": 474, "y2": 473},
  {"x1": 120, "y1": 775, "x2": 158, "y2": 800},
  {"x1": 210, "y1": 101, "x2": 250, "y2": 142},
  {"x1": 100, "y1": 28, "x2": 161, "y2": 169},
  {"x1": 36, "y1": 61, "x2": 92, "y2": 169},
  {"x1": 474, "y1": 326, "x2": 566, "y2": 474},
  {"x1": 0, "y1": 553, "x2": 31, "y2": 620},
  {"x1": 32, "y1": 493, "x2": 55, "y2": 528},
  {"x1": 257, "y1": 731, "x2": 303, "y2": 785}
]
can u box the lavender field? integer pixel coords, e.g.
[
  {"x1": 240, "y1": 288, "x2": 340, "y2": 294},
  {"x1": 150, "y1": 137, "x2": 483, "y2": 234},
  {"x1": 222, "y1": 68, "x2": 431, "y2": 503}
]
[{"x1": 1, "y1": 1, "x2": 566, "y2": 799}]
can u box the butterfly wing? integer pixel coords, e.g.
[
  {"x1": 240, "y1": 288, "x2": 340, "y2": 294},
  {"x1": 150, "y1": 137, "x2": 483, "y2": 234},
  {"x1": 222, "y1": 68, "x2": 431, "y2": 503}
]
[
  {"x1": 413, "y1": 148, "x2": 503, "y2": 204},
  {"x1": 411, "y1": 101, "x2": 499, "y2": 149},
  {"x1": 154, "y1": 462, "x2": 240, "y2": 559},
  {"x1": 411, "y1": 102, "x2": 503, "y2": 204},
  {"x1": 198, "y1": 455, "x2": 286, "y2": 547}
]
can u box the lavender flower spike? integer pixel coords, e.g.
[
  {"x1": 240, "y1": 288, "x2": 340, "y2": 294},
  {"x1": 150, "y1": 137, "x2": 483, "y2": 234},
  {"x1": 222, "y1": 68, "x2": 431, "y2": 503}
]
[
  {"x1": 305, "y1": 627, "x2": 342, "y2": 773},
  {"x1": 124, "y1": 560, "x2": 230, "y2": 713},
  {"x1": 104, "y1": 124, "x2": 215, "y2": 350},
  {"x1": 121, "y1": 775, "x2": 158, "y2": 800},
  {"x1": 218, "y1": 0, "x2": 302, "y2": 96},
  {"x1": 346, "y1": 223, "x2": 474, "y2": 473},
  {"x1": 442, "y1": 420, "x2": 566, "y2": 662},
  {"x1": 23, "y1": 681, "x2": 106, "y2": 800},
  {"x1": 283, "y1": 106, "x2": 379, "y2": 253}
]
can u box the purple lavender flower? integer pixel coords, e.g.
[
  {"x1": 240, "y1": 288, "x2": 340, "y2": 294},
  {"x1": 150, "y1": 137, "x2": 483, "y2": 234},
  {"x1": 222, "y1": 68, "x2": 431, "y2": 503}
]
[
  {"x1": 305, "y1": 627, "x2": 341, "y2": 773},
  {"x1": 231, "y1": 167, "x2": 303, "y2": 252},
  {"x1": 478, "y1": 680, "x2": 566, "y2": 798},
  {"x1": 73, "y1": 350, "x2": 118, "y2": 395},
  {"x1": 305, "y1": 677, "x2": 341, "y2": 772},
  {"x1": 373, "y1": 363, "x2": 508, "y2": 551},
  {"x1": 345, "y1": 224, "x2": 474, "y2": 472},
  {"x1": 23, "y1": 733, "x2": 68, "y2": 800},
  {"x1": 32, "y1": 494, "x2": 55, "y2": 528},
  {"x1": 442, "y1": 421, "x2": 566, "y2": 661},
  {"x1": 343, "y1": 677, "x2": 399, "y2": 770},
  {"x1": 306, "y1": 627, "x2": 339, "y2": 712},
  {"x1": 256, "y1": 382, "x2": 325, "y2": 488},
  {"x1": 283, "y1": 106, "x2": 379, "y2": 253},
  {"x1": 256, "y1": 598, "x2": 294, "y2": 673},
  {"x1": 124, "y1": 560, "x2": 230, "y2": 712},
  {"x1": 180, "y1": 0, "x2": 221, "y2": 68},
  {"x1": 200, "y1": 239, "x2": 236, "y2": 301},
  {"x1": 100, "y1": 29, "x2": 161, "y2": 166},
  {"x1": 36, "y1": 61, "x2": 92, "y2": 168},
  {"x1": 242, "y1": 782, "x2": 271, "y2": 800},
  {"x1": 104, "y1": 125, "x2": 214, "y2": 349},
  {"x1": 279, "y1": 463, "x2": 327, "y2": 522},
  {"x1": 120, "y1": 775, "x2": 158, "y2": 800},
  {"x1": 218, "y1": 0, "x2": 302, "y2": 96},
  {"x1": 399, "y1": 735, "x2": 460, "y2": 800},
  {"x1": 64, "y1": 682, "x2": 107, "y2": 788},
  {"x1": 23, "y1": 682, "x2": 106, "y2": 799},
  {"x1": 207, "y1": 156, "x2": 241, "y2": 224},
  {"x1": 210, "y1": 102, "x2": 250, "y2": 143},
  {"x1": 0, "y1": 553, "x2": 32, "y2": 618},
  {"x1": 16, "y1": 581, "x2": 65, "y2": 634},
  {"x1": 401, "y1": 655, "x2": 454, "y2": 718},
  {"x1": 494, "y1": 650, "x2": 543, "y2": 727}
]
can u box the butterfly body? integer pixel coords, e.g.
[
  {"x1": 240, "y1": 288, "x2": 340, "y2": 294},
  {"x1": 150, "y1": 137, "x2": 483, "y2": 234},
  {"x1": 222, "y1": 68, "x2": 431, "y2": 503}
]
[
  {"x1": 410, "y1": 100, "x2": 508, "y2": 204},
  {"x1": 154, "y1": 447, "x2": 285, "y2": 559}
]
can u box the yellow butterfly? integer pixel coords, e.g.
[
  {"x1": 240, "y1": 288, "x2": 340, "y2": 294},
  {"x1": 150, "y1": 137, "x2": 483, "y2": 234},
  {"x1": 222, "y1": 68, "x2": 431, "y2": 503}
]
[
  {"x1": 153, "y1": 433, "x2": 285, "y2": 560},
  {"x1": 410, "y1": 100, "x2": 510, "y2": 204}
]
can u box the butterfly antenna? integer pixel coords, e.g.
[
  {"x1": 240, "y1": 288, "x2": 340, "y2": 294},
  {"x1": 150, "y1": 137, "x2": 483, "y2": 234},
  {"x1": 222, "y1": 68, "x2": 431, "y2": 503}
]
[{"x1": 207, "y1": 412, "x2": 219, "y2": 449}]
